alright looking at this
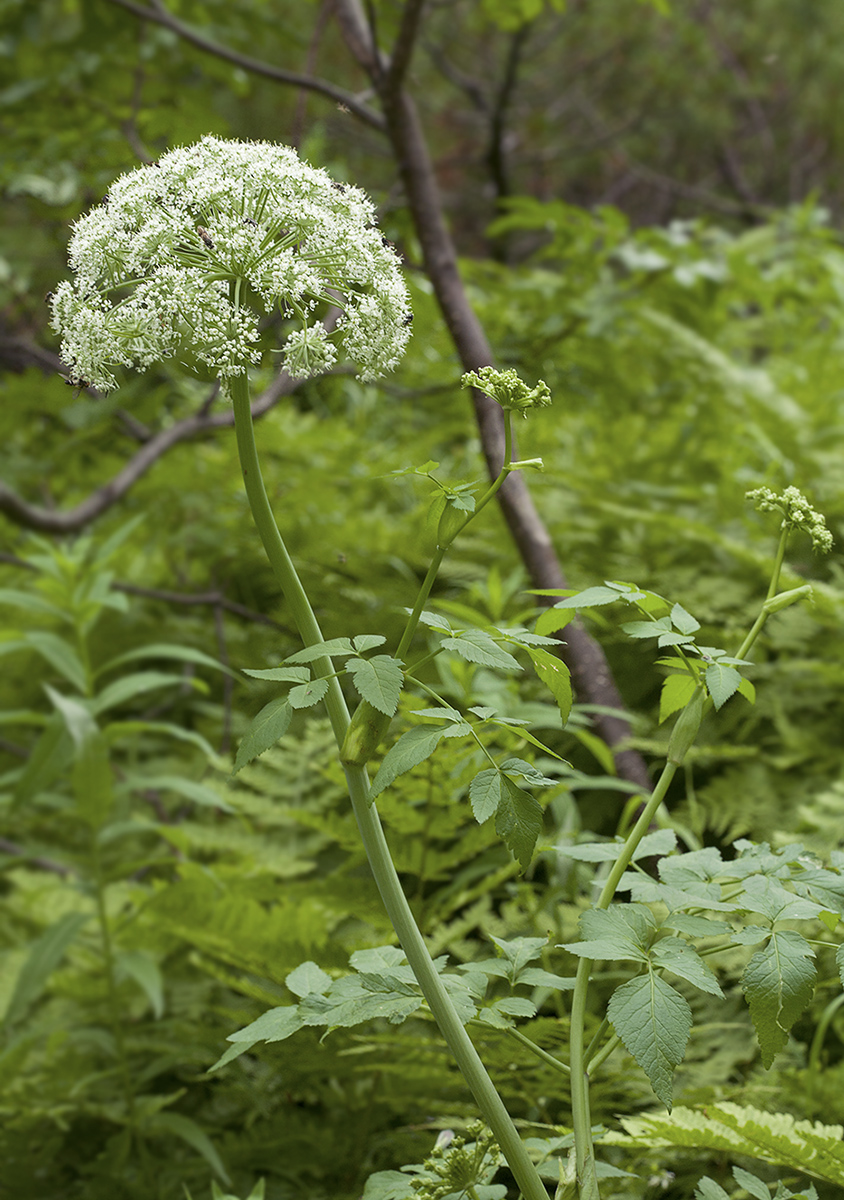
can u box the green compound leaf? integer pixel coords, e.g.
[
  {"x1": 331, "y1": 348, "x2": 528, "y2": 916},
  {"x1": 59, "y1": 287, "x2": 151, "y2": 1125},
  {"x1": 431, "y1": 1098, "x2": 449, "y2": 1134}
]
[
  {"x1": 670, "y1": 603, "x2": 701, "y2": 635},
  {"x1": 285, "y1": 638, "x2": 355, "y2": 664},
  {"x1": 441, "y1": 629, "x2": 521, "y2": 671},
  {"x1": 469, "y1": 768, "x2": 503, "y2": 824},
  {"x1": 564, "y1": 829, "x2": 677, "y2": 863},
  {"x1": 299, "y1": 975, "x2": 423, "y2": 1028},
  {"x1": 659, "y1": 672, "x2": 698, "y2": 723},
  {"x1": 469, "y1": 770, "x2": 543, "y2": 867},
  {"x1": 561, "y1": 904, "x2": 655, "y2": 963},
  {"x1": 288, "y1": 677, "x2": 330, "y2": 709},
  {"x1": 242, "y1": 666, "x2": 310, "y2": 683},
  {"x1": 742, "y1": 930, "x2": 817, "y2": 1068},
  {"x1": 353, "y1": 634, "x2": 387, "y2": 653},
  {"x1": 607, "y1": 972, "x2": 692, "y2": 1110},
  {"x1": 370, "y1": 724, "x2": 448, "y2": 798},
  {"x1": 210, "y1": 1002, "x2": 306, "y2": 1071},
  {"x1": 651, "y1": 938, "x2": 724, "y2": 998},
  {"x1": 694, "y1": 1179, "x2": 730, "y2": 1200},
  {"x1": 286, "y1": 961, "x2": 333, "y2": 998},
  {"x1": 346, "y1": 654, "x2": 404, "y2": 716},
  {"x1": 494, "y1": 775, "x2": 543, "y2": 870},
  {"x1": 731, "y1": 1167, "x2": 780, "y2": 1200},
  {"x1": 524, "y1": 645, "x2": 572, "y2": 724},
  {"x1": 488, "y1": 933, "x2": 548, "y2": 978},
  {"x1": 232, "y1": 698, "x2": 293, "y2": 775},
  {"x1": 705, "y1": 661, "x2": 743, "y2": 709},
  {"x1": 550, "y1": 585, "x2": 640, "y2": 609}
]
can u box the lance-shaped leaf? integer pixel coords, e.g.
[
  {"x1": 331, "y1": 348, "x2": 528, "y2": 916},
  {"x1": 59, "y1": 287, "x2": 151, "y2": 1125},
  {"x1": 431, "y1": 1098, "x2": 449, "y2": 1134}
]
[
  {"x1": 742, "y1": 930, "x2": 816, "y2": 1067},
  {"x1": 564, "y1": 829, "x2": 677, "y2": 863},
  {"x1": 494, "y1": 776, "x2": 543, "y2": 870},
  {"x1": 608, "y1": 972, "x2": 692, "y2": 1109},
  {"x1": 659, "y1": 673, "x2": 697, "y2": 723},
  {"x1": 24, "y1": 631, "x2": 88, "y2": 693},
  {"x1": 369, "y1": 724, "x2": 449, "y2": 798},
  {"x1": 285, "y1": 638, "x2": 355, "y2": 664},
  {"x1": 288, "y1": 677, "x2": 330, "y2": 710},
  {"x1": 4, "y1": 911, "x2": 90, "y2": 1026},
  {"x1": 346, "y1": 654, "x2": 403, "y2": 716},
  {"x1": 242, "y1": 666, "x2": 310, "y2": 683},
  {"x1": 441, "y1": 629, "x2": 521, "y2": 672},
  {"x1": 47, "y1": 687, "x2": 114, "y2": 829},
  {"x1": 670, "y1": 603, "x2": 700, "y2": 635},
  {"x1": 232, "y1": 698, "x2": 292, "y2": 775},
  {"x1": 210, "y1": 1005, "x2": 305, "y2": 1071},
  {"x1": 524, "y1": 645, "x2": 572, "y2": 724}
]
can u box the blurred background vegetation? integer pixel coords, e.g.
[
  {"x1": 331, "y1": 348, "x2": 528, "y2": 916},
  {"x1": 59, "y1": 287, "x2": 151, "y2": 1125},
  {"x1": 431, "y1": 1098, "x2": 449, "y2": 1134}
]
[{"x1": 2, "y1": 2, "x2": 844, "y2": 1197}]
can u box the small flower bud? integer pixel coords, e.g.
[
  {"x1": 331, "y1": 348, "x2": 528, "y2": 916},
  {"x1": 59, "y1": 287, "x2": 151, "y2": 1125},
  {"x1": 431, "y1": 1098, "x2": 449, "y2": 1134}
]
[{"x1": 461, "y1": 367, "x2": 551, "y2": 416}]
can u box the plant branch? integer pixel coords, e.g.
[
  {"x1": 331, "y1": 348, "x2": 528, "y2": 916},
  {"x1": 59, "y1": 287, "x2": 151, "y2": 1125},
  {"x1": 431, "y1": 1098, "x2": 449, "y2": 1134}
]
[
  {"x1": 105, "y1": 0, "x2": 386, "y2": 131},
  {"x1": 228, "y1": 371, "x2": 548, "y2": 1200}
]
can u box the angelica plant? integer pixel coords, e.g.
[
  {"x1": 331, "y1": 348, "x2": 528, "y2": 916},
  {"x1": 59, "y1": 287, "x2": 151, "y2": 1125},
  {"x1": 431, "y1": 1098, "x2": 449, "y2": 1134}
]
[
  {"x1": 51, "y1": 136, "x2": 552, "y2": 1200},
  {"x1": 52, "y1": 139, "x2": 843, "y2": 1200}
]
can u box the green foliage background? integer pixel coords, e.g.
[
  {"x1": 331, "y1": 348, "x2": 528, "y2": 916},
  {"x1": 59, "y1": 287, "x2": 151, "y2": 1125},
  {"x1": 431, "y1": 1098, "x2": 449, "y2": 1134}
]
[{"x1": 2, "y1": 2, "x2": 844, "y2": 1198}]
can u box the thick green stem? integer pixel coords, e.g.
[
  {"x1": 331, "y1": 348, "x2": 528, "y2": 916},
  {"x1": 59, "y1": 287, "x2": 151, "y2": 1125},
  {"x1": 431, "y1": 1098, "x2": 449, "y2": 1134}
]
[{"x1": 228, "y1": 375, "x2": 547, "y2": 1200}]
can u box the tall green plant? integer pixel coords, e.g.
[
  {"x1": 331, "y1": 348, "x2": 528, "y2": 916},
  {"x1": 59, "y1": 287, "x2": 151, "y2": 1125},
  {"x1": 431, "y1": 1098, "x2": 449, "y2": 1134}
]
[
  {"x1": 0, "y1": 530, "x2": 236, "y2": 1194},
  {"x1": 49, "y1": 137, "x2": 844, "y2": 1200}
]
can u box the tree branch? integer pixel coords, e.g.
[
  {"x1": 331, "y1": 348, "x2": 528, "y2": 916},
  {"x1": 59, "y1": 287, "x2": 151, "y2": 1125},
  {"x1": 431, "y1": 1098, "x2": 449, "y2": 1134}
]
[
  {"x1": 105, "y1": 0, "x2": 386, "y2": 131},
  {"x1": 332, "y1": 0, "x2": 652, "y2": 790},
  {"x1": 380, "y1": 0, "x2": 427, "y2": 105},
  {"x1": 486, "y1": 23, "x2": 532, "y2": 205},
  {"x1": 0, "y1": 372, "x2": 299, "y2": 534}
]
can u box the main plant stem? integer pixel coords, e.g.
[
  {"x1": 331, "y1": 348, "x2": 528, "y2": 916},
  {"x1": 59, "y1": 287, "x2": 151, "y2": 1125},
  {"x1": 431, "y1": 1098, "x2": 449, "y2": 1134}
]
[{"x1": 228, "y1": 375, "x2": 547, "y2": 1200}]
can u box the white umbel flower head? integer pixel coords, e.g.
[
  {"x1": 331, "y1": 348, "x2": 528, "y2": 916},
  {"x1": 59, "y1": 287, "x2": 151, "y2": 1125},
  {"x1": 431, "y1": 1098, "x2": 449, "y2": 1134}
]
[{"x1": 50, "y1": 136, "x2": 412, "y2": 391}]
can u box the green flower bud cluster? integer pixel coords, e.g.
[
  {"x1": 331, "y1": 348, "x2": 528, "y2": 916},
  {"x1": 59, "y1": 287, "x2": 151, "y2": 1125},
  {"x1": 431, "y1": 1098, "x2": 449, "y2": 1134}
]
[
  {"x1": 461, "y1": 367, "x2": 552, "y2": 416},
  {"x1": 746, "y1": 486, "x2": 833, "y2": 553},
  {"x1": 409, "y1": 1123, "x2": 501, "y2": 1200}
]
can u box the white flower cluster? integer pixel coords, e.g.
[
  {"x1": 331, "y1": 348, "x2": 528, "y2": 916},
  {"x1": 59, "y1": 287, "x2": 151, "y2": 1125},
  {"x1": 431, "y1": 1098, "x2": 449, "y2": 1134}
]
[
  {"x1": 50, "y1": 136, "x2": 412, "y2": 391},
  {"x1": 747, "y1": 485, "x2": 833, "y2": 552}
]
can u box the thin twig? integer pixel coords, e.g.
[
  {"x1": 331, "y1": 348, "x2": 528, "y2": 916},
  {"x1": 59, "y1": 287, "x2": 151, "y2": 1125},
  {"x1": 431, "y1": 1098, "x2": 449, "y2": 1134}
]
[{"x1": 105, "y1": 0, "x2": 386, "y2": 130}]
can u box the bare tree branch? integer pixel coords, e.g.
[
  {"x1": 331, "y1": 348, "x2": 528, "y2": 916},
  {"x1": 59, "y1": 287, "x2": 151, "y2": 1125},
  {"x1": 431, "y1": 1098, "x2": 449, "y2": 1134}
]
[
  {"x1": 113, "y1": 582, "x2": 290, "y2": 631},
  {"x1": 380, "y1": 0, "x2": 427, "y2": 105},
  {"x1": 0, "y1": 371, "x2": 299, "y2": 534},
  {"x1": 0, "y1": 839, "x2": 74, "y2": 877},
  {"x1": 486, "y1": 23, "x2": 532, "y2": 205},
  {"x1": 105, "y1": 0, "x2": 386, "y2": 131},
  {"x1": 333, "y1": 0, "x2": 652, "y2": 790}
]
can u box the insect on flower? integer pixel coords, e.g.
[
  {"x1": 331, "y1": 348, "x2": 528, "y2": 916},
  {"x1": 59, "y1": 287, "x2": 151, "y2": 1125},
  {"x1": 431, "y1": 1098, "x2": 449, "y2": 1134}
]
[{"x1": 197, "y1": 226, "x2": 215, "y2": 249}]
